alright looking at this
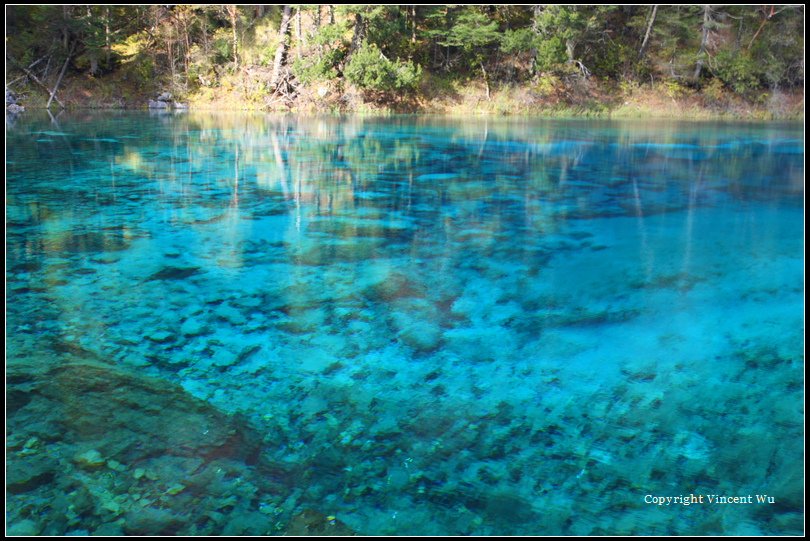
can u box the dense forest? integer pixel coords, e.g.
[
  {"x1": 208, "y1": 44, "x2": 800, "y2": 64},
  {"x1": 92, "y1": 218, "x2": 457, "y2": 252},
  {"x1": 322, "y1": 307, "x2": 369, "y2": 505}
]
[{"x1": 5, "y1": 5, "x2": 805, "y2": 116}]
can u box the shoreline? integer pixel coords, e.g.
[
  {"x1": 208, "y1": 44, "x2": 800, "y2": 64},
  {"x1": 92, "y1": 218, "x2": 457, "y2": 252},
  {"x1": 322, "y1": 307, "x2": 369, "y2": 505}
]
[
  {"x1": 9, "y1": 105, "x2": 804, "y2": 123},
  {"x1": 9, "y1": 79, "x2": 803, "y2": 122}
]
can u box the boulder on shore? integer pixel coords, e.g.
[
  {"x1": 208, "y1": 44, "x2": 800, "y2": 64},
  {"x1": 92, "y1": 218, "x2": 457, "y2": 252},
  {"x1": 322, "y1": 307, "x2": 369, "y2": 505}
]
[{"x1": 148, "y1": 91, "x2": 188, "y2": 110}]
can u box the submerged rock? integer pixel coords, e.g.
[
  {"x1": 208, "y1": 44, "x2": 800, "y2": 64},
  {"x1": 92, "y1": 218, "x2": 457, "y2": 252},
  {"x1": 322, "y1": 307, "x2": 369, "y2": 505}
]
[
  {"x1": 74, "y1": 449, "x2": 106, "y2": 469},
  {"x1": 397, "y1": 320, "x2": 442, "y2": 354},
  {"x1": 145, "y1": 266, "x2": 201, "y2": 282},
  {"x1": 7, "y1": 519, "x2": 41, "y2": 536},
  {"x1": 6, "y1": 357, "x2": 292, "y2": 535},
  {"x1": 123, "y1": 507, "x2": 183, "y2": 535},
  {"x1": 50, "y1": 231, "x2": 131, "y2": 253},
  {"x1": 214, "y1": 303, "x2": 247, "y2": 325},
  {"x1": 284, "y1": 509, "x2": 356, "y2": 536},
  {"x1": 180, "y1": 317, "x2": 209, "y2": 337},
  {"x1": 146, "y1": 329, "x2": 176, "y2": 343},
  {"x1": 7, "y1": 454, "x2": 57, "y2": 494}
]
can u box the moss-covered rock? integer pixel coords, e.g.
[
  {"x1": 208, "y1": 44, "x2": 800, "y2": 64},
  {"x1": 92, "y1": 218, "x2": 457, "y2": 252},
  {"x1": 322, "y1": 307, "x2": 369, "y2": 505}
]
[{"x1": 6, "y1": 357, "x2": 293, "y2": 535}]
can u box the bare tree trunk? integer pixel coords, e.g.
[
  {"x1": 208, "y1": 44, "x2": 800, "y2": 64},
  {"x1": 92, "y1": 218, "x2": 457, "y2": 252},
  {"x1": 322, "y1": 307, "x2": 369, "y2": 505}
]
[
  {"x1": 748, "y1": 5, "x2": 776, "y2": 51},
  {"x1": 226, "y1": 5, "x2": 239, "y2": 69},
  {"x1": 183, "y1": 14, "x2": 191, "y2": 84},
  {"x1": 638, "y1": 5, "x2": 658, "y2": 58},
  {"x1": 16, "y1": 61, "x2": 65, "y2": 109},
  {"x1": 105, "y1": 6, "x2": 111, "y2": 66},
  {"x1": 693, "y1": 5, "x2": 711, "y2": 80},
  {"x1": 167, "y1": 27, "x2": 175, "y2": 84},
  {"x1": 270, "y1": 5, "x2": 292, "y2": 90},
  {"x1": 201, "y1": 15, "x2": 209, "y2": 55},
  {"x1": 295, "y1": 7, "x2": 303, "y2": 60},
  {"x1": 62, "y1": 6, "x2": 71, "y2": 49},
  {"x1": 314, "y1": 6, "x2": 322, "y2": 59},
  {"x1": 86, "y1": 5, "x2": 98, "y2": 75},
  {"x1": 481, "y1": 62, "x2": 490, "y2": 101},
  {"x1": 349, "y1": 11, "x2": 366, "y2": 56},
  {"x1": 47, "y1": 42, "x2": 74, "y2": 109},
  {"x1": 329, "y1": 5, "x2": 335, "y2": 25},
  {"x1": 565, "y1": 39, "x2": 576, "y2": 64},
  {"x1": 411, "y1": 5, "x2": 417, "y2": 44},
  {"x1": 530, "y1": 5, "x2": 543, "y2": 76}
]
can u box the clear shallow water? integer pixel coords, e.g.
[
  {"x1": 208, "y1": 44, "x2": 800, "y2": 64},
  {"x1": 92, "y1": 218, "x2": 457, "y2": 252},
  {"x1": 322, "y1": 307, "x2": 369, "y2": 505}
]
[{"x1": 6, "y1": 112, "x2": 804, "y2": 535}]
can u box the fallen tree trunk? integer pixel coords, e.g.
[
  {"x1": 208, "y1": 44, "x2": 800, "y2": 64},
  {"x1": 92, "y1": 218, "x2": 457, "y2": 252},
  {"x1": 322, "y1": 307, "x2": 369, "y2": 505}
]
[
  {"x1": 18, "y1": 66, "x2": 65, "y2": 109},
  {"x1": 47, "y1": 43, "x2": 75, "y2": 109}
]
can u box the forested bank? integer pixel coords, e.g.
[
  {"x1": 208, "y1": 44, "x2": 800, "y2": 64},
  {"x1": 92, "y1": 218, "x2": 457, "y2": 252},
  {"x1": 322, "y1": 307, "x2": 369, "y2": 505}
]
[{"x1": 5, "y1": 5, "x2": 805, "y2": 118}]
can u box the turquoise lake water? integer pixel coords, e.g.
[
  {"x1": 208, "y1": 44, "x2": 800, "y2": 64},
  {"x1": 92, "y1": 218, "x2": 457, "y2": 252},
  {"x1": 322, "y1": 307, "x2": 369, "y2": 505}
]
[{"x1": 6, "y1": 112, "x2": 804, "y2": 535}]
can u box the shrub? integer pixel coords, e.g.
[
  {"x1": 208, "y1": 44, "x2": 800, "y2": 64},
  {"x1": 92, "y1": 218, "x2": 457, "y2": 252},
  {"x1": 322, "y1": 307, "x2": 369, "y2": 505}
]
[
  {"x1": 500, "y1": 28, "x2": 534, "y2": 55},
  {"x1": 702, "y1": 77, "x2": 726, "y2": 104},
  {"x1": 292, "y1": 48, "x2": 343, "y2": 85},
  {"x1": 661, "y1": 80, "x2": 690, "y2": 99},
  {"x1": 713, "y1": 50, "x2": 763, "y2": 94},
  {"x1": 534, "y1": 36, "x2": 568, "y2": 73},
  {"x1": 533, "y1": 74, "x2": 561, "y2": 98},
  {"x1": 291, "y1": 22, "x2": 348, "y2": 85},
  {"x1": 343, "y1": 43, "x2": 421, "y2": 93}
]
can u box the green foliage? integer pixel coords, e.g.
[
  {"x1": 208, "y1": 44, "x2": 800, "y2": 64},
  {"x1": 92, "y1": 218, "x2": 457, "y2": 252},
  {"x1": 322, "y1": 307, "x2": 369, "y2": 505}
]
[
  {"x1": 292, "y1": 52, "x2": 342, "y2": 85},
  {"x1": 187, "y1": 44, "x2": 216, "y2": 87},
  {"x1": 533, "y1": 74, "x2": 562, "y2": 97},
  {"x1": 444, "y1": 10, "x2": 499, "y2": 49},
  {"x1": 534, "y1": 37, "x2": 568, "y2": 73},
  {"x1": 618, "y1": 80, "x2": 641, "y2": 96},
  {"x1": 587, "y1": 41, "x2": 632, "y2": 79},
  {"x1": 3, "y1": 3, "x2": 804, "y2": 109},
  {"x1": 291, "y1": 22, "x2": 349, "y2": 85},
  {"x1": 534, "y1": 6, "x2": 583, "y2": 45},
  {"x1": 361, "y1": 5, "x2": 411, "y2": 59},
  {"x1": 344, "y1": 43, "x2": 421, "y2": 93},
  {"x1": 132, "y1": 56, "x2": 156, "y2": 83},
  {"x1": 442, "y1": 9, "x2": 500, "y2": 61},
  {"x1": 647, "y1": 5, "x2": 703, "y2": 79},
  {"x1": 211, "y1": 28, "x2": 235, "y2": 65},
  {"x1": 500, "y1": 28, "x2": 534, "y2": 55},
  {"x1": 531, "y1": 6, "x2": 617, "y2": 75},
  {"x1": 661, "y1": 80, "x2": 691, "y2": 99},
  {"x1": 311, "y1": 21, "x2": 351, "y2": 48},
  {"x1": 713, "y1": 50, "x2": 762, "y2": 94},
  {"x1": 702, "y1": 78, "x2": 727, "y2": 103}
]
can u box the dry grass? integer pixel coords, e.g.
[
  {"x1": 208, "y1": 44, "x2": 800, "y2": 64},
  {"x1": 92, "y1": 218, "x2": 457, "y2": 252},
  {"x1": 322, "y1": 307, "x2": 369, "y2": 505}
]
[{"x1": 11, "y1": 72, "x2": 804, "y2": 121}]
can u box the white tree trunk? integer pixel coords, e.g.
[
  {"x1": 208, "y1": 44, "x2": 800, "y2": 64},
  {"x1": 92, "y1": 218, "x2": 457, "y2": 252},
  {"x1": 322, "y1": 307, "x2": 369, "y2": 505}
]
[
  {"x1": 639, "y1": 5, "x2": 658, "y2": 58},
  {"x1": 270, "y1": 5, "x2": 293, "y2": 90},
  {"x1": 693, "y1": 5, "x2": 712, "y2": 80}
]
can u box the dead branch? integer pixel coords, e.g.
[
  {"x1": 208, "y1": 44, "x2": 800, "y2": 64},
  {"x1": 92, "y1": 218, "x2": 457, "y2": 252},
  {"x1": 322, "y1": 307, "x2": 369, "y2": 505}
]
[{"x1": 47, "y1": 42, "x2": 75, "y2": 109}]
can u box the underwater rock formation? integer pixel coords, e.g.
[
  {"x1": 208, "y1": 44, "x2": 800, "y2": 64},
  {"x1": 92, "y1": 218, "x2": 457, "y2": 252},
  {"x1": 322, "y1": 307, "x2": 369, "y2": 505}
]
[{"x1": 5, "y1": 356, "x2": 314, "y2": 535}]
